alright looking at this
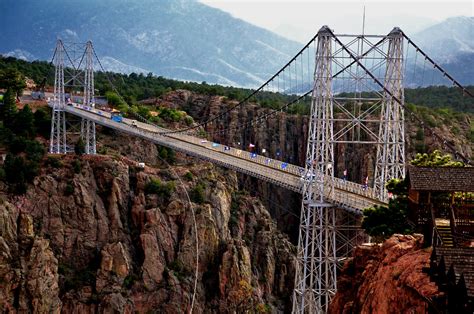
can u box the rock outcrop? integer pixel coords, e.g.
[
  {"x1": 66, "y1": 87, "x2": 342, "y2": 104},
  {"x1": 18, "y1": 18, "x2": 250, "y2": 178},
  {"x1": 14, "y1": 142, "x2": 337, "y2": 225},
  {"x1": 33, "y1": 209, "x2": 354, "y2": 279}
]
[
  {"x1": 329, "y1": 234, "x2": 442, "y2": 314},
  {"x1": 0, "y1": 154, "x2": 295, "y2": 312}
]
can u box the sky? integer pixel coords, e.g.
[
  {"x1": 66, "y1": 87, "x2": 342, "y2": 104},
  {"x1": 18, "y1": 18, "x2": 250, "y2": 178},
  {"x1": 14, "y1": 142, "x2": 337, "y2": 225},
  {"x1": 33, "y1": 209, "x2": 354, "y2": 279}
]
[{"x1": 200, "y1": 0, "x2": 474, "y2": 42}]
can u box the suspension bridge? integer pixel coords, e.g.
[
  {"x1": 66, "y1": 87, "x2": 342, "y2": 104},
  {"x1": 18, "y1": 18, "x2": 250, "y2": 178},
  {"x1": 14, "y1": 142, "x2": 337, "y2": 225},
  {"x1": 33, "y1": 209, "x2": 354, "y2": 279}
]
[{"x1": 48, "y1": 25, "x2": 472, "y2": 313}]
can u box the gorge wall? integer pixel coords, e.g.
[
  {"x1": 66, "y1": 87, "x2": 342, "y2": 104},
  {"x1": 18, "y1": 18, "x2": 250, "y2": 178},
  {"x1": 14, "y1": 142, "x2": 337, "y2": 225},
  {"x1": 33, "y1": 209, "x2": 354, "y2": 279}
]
[
  {"x1": 0, "y1": 153, "x2": 295, "y2": 312},
  {"x1": 146, "y1": 90, "x2": 473, "y2": 238}
]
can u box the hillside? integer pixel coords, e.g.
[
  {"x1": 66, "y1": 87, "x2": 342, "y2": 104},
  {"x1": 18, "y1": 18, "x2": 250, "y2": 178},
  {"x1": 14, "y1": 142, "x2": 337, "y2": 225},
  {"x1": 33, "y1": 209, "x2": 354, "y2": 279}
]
[{"x1": 0, "y1": 0, "x2": 301, "y2": 87}]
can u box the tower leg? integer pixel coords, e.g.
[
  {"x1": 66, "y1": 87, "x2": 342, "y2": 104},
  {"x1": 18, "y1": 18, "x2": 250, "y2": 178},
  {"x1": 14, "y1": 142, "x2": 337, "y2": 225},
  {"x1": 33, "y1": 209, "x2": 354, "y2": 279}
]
[
  {"x1": 50, "y1": 40, "x2": 68, "y2": 154},
  {"x1": 374, "y1": 28, "x2": 405, "y2": 200},
  {"x1": 80, "y1": 41, "x2": 96, "y2": 154},
  {"x1": 293, "y1": 26, "x2": 337, "y2": 313}
]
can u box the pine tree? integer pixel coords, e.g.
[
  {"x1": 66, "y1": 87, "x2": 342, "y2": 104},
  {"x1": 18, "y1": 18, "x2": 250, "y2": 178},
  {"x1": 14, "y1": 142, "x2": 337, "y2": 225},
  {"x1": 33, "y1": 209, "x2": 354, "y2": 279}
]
[
  {"x1": 1, "y1": 89, "x2": 18, "y2": 129},
  {"x1": 13, "y1": 104, "x2": 35, "y2": 138}
]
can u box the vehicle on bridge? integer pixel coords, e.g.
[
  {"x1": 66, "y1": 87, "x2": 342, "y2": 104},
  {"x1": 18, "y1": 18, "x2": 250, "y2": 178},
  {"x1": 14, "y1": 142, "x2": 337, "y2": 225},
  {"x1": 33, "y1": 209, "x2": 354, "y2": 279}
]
[{"x1": 111, "y1": 110, "x2": 123, "y2": 123}]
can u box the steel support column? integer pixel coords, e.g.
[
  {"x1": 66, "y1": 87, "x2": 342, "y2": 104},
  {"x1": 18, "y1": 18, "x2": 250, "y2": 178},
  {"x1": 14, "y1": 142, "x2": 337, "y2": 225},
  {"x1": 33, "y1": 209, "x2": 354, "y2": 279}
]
[
  {"x1": 374, "y1": 28, "x2": 406, "y2": 199},
  {"x1": 49, "y1": 40, "x2": 67, "y2": 154},
  {"x1": 81, "y1": 41, "x2": 96, "y2": 154},
  {"x1": 293, "y1": 26, "x2": 337, "y2": 313}
]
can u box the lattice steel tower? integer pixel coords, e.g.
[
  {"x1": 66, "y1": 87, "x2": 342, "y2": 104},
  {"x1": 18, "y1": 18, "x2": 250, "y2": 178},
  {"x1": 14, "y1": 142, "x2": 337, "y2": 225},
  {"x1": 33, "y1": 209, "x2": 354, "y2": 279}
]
[
  {"x1": 293, "y1": 26, "x2": 407, "y2": 313},
  {"x1": 81, "y1": 41, "x2": 96, "y2": 154},
  {"x1": 374, "y1": 28, "x2": 405, "y2": 199},
  {"x1": 293, "y1": 26, "x2": 337, "y2": 313},
  {"x1": 50, "y1": 40, "x2": 68, "y2": 154}
]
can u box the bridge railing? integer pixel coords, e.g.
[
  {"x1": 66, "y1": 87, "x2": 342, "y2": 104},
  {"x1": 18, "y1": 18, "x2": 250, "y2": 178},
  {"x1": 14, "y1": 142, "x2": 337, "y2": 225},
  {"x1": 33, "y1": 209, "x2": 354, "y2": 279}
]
[
  {"x1": 173, "y1": 131, "x2": 380, "y2": 198},
  {"x1": 64, "y1": 104, "x2": 387, "y2": 209}
]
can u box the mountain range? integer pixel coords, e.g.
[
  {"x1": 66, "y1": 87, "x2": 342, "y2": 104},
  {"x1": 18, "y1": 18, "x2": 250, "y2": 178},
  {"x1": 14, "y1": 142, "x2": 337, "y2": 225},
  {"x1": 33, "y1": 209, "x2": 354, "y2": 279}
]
[{"x1": 0, "y1": 0, "x2": 472, "y2": 87}]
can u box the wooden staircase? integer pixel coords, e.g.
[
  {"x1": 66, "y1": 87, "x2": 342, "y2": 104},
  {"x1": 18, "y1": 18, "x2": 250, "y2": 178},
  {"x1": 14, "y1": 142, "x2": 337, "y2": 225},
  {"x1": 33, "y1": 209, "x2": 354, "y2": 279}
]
[{"x1": 435, "y1": 220, "x2": 454, "y2": 247}]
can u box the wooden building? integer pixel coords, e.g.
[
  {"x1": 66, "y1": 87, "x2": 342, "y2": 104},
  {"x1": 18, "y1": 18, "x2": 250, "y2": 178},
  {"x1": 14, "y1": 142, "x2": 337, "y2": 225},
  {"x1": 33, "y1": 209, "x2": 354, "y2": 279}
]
[
  {"x1": 408, "y1": 166, "x2": 474, "y2": 247},
  {"x1": 407, "y1": 166, "x2": 474, "y2": 313}
]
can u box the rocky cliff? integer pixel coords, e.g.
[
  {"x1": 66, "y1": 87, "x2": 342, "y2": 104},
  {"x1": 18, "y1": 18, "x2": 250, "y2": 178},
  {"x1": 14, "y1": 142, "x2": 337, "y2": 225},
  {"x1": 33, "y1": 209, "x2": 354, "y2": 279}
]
[
  {"x1": 144, "y1": 90, "x2": 473, "y2": 239},
  {"x1": 329, "y1": 234, "x2": 442, "y2": 313},
  {"x1": 0, "y1": 153, "x2": 295, "y2": 313}
]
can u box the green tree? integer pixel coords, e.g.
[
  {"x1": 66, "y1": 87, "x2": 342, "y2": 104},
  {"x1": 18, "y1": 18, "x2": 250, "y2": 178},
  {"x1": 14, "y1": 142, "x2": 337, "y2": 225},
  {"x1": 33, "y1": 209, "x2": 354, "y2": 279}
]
[
  {"x1": 3, "y1": 154, "x2": 27, "y2": 194},
  {"x1": 25, "y1": 139, "x2": 45, "y2": 162},
  {"x1": 410, "y1": 150, "x2": 464, "y2": 167},
  {"x1": 33, "y1": 107, "x2": 51, "y2": 138},
  {"x1": 362, "y1": 178, "x2": 412, "y2": 240},
  {"x1": 106, "y1": 91, "x2": 128, "y2": 110},
  {"x1": 0, "y1": 68, "x2": 26, "y2": 97},
  {"x1": 75, "y1": 138, "x2": 85, "y2": 155},
  {"x1": 1, "y1": 89, "x2": 17, "y2": 128},
  {"x1": 13, "y1": 104, "x2": 35, "y2": 138}
]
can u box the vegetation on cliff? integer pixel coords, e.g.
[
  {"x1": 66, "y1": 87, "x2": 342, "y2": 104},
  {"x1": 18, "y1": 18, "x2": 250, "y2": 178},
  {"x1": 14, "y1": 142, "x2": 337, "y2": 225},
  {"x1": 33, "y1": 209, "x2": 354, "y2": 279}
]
[{"x1": 0, "y1": 68, "x2": 51, "y2": 194}]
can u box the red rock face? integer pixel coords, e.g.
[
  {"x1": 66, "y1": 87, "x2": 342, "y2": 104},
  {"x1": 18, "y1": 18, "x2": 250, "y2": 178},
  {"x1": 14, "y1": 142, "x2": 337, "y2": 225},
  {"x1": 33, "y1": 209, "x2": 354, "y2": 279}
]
[
  {"x1": 329, "y1": 234, "x2": 442, "y2": 314},
  {"x1": 0, "y1": 153, "x2": 295, "y2": 312}
]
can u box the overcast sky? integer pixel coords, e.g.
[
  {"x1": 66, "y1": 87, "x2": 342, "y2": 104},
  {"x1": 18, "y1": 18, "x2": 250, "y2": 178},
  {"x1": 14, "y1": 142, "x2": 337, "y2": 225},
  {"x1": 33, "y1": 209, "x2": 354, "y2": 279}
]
[{"x1": 200, "y1": 0, "x2": 473, "y2": 42}]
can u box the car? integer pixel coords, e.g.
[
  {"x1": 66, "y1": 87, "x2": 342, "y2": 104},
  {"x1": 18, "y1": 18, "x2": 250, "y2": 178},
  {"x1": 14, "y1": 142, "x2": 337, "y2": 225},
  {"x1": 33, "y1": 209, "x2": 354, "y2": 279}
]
[
  {"x1": 300, "y1": 171, "x2": 316, "y2": 181},
  {"x1": 111, "y1": 112, "x2": 123, "y2": 123}
]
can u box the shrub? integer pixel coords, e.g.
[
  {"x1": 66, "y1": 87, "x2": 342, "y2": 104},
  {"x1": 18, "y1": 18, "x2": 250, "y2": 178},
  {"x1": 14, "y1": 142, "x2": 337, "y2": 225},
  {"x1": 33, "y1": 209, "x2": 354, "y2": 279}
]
[
  {"x1": 97, "y1": 146, "x2": 108, "y2": 155},
  {"x1": 75, "y1": 138, "x2": 85, "y2": 155},
  {"x1": 159, "y1": 107, "x2": 181, "y2": 122},
  {"x1": 3, "y1": 154, "x2": 29, "y2": 194},
  {"x1": 8, "y1": 136, "x2": 27, "y2": 154},
  {"x1": 72, "y1": 159, "x2": 81, "y2": 174},
  {"x1": 46, "y1": 156, "x2": 62, "y2": 168},
  {"x1": 64, "y1": 183, "x2": 74, "y2": 196},
  {"x1": 256, "y1": 303, "x2": 272, "y2": 313},
  {"x1": 168, "y1": 259, "x2": 187, "y2": 281},
  {"x1": 158, "y1": 146, "x2": 176, "y2": 164},
  {"x1": 144, "y1": 178, "x2": 175, "y2": 200},
  {"x1": 184, "y1": 116, "x2": 194, "y2": 126},
  {"x1": 415, "y1": 129, "x2": 424, "y2": 141},
  {"x1": 184, "y1": 171, "x2": 193, "y2": 181},
  {"x1": 190, "y1": 182, "x2": 205, "y2": 204},
  {"x1": 123, "y1": 273, "x2": 139, "y2": 289}
]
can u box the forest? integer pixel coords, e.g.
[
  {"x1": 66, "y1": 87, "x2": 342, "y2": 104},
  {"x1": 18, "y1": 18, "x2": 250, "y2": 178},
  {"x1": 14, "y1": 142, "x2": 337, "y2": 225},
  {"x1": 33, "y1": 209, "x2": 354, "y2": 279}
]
[{"x1": 0, "y1": 55, "x2": 473, "y2": 115}]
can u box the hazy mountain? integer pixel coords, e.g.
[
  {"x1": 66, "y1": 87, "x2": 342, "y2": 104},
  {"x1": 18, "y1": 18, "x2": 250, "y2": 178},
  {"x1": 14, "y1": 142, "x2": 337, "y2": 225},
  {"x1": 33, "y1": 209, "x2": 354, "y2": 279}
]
[
  {"x1": 409, "y1": 16, "x2": 474, "y2": 85},
  {"x1": 0, "y1": 0, "x2": 301, "y2": 87},
  {"x1": 0, "y1": 1, "x2": 472, "y2": 88},
  {"x1": 412, "y1": 16, "x2": 474, "y2": 63}
]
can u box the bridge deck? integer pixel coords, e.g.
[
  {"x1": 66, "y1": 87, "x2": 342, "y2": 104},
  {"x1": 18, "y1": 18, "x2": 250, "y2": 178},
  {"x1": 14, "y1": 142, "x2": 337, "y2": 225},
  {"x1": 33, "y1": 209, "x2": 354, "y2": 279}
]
[{"x1": 57, "y1": 104, "x2": 388, "y2": 213}]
